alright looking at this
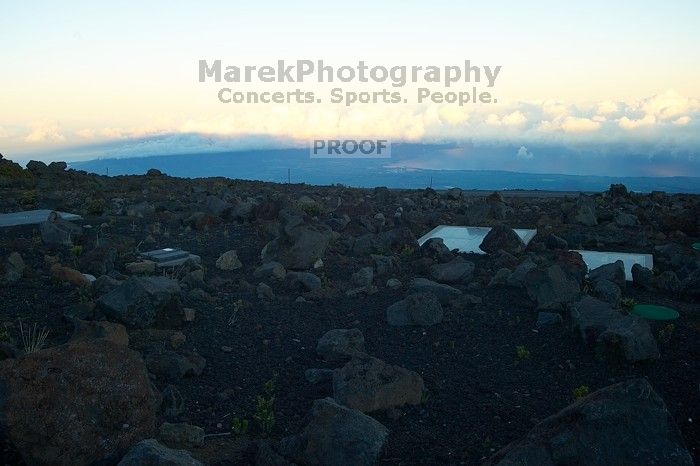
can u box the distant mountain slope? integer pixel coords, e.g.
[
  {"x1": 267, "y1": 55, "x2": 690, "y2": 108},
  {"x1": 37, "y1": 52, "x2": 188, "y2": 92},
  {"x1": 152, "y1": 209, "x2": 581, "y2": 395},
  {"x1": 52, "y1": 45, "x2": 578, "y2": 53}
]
[{"x1": 69, "y1": 148, "x2": 700, "y2": 193}]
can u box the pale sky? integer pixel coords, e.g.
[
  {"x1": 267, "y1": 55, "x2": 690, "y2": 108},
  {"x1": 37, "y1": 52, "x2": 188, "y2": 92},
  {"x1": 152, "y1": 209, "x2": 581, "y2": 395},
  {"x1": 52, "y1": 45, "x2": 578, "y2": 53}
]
[{"x1": 1, "y1": 0, "x2": 699, "y2": 171}]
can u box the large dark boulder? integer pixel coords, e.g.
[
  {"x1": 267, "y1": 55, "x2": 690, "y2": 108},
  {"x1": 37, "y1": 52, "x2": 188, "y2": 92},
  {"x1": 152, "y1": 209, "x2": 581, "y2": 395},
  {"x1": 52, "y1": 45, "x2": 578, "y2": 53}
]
[
  {"x1": 429, "y1": 256, "x2": 474, "y2": 283},
  {"x1": 262, "y1": 213, "x2": 332, "y2": 270},
  {"x1": 316, "y1": 328, "x2": 366, "y2": 362},
  {"x1": 278, "y1": 397, "x2": 388, "y2": 466},
  {"x1": 332, "y1": 356, "x2": 424, "y2": 413},
  {"x1": 571, "y1": 296, "x2": 659, "y2": 362},
  {"x1": 386, "y1": 292, "x2": 444, "y2": 326},
  {"x1": 588, "y1": 260, "x2": 626, "y2": 288},
  {"x1": 524, "y1": 264, "x2": 581, "y2": 309},
  {"x1": 408, "y1": 278, "x2": 461, "y2": 304},
  {"x1": 487, "y1": 378, "x2": 692, "y2": 465},
  {"x1": 479, "y1": 225, "x2": 525, "y2": 254},
  {"x1": 0, "y1": 340, "x2": 159, "y2": 465},
  {"x1": 97, "y1": 276, "x2": 182, "y2": 328}
]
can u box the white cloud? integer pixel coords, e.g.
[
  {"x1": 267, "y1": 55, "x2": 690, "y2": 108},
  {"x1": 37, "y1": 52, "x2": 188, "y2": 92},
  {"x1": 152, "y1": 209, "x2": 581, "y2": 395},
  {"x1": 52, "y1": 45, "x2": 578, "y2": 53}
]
[
  {"x1": 597, "y1": 100, "x2": 619, "y2": 116},
  {"x1": 618, "y1": 114, "x2": 656, "y2": 129},
  {"x1": 502, "y1": 111, "x2": 527, "y2": 127},
  {"x1": 437, "y1": 106, "x2": 469, "y2": 125},
  {"x1": 516, "y1": 145, "x2": 534, "y2": 160},
  {"x1": 538, "y1": 116, "x2": 601, "y2": 133},
  {"x1": 640, "y1": 90, "x2": 694, "y2": 121},
  {"x1": 560, "y1": 116, "x2": 601, "y2": 133},
  {"x1": 673, "y1": 116, "x2": 690, "y2": 126},
  {"x1": 24, "y1": 121, "x2": 65, "y2": 143},
  {"x1": 542, "y1": 100, "x2": 569, "y2": 118}
]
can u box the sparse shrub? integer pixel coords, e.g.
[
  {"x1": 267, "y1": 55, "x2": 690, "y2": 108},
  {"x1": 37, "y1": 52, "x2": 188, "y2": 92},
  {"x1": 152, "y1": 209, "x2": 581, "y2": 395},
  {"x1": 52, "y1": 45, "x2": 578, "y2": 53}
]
[
  {"x1": 85, "y1": 198, "x2": 107, "y2": 215},
  {"x1": 399, "y1": 245, "x2": 414, "y2": 261},
  {"x1": 621, "y1": 297, "x2": 636, "y2": 311},
  {"x1": 300, "y1": 203, "x2": 321, "y2": 217},
  {"x1": 254, "y1": 379, "x2": 276, "y2": 434},
  {"x1": 515, "y1": 345, "x2": 531, "y2": 361},
  {"x1": 573, "y1": 385, "x2": 590, "y2": 400},
  {"x1": 18, "y1": 319, "x2": 49, "y2": 354},
  {"x1": 0, "y1": 327, "x2": 14, "y2": 344},
  {"x1": 19, "y1": 190, "x2": 38, "y2": 206},
  {"x1": 71, "y1": 245, "x2": 83, "y2": 258},
  {"x1": 231, "y1": 417, "x2": 249, "y2": 435},
  {"x1": 658, "y1": 323, "x2": 675, "y2": 345}
]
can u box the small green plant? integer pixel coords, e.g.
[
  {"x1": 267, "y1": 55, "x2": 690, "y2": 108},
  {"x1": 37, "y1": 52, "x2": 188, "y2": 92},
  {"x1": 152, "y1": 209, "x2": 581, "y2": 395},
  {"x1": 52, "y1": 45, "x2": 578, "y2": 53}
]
[
  {"x1": 254, "y1": 379, "x2": 276, "y2": 434},
  {"x1": 18, "y1": 319, "x2": 49, "y2": 354},
  {"x1": 573, "y1": 385, "x2": 590, "y2": 400},
  {"x1": 621, "y1": 297, "x2": 636, "y2": 311},
  {"x1": 0, "y1": 327, "x2": 14, "y2": 344},
  {"x1": 658, "y1": 323, "x2": 675, "y2": 345},
  {"x1": 300, "y1": 203, "x2": 321, "y2": 217},
  {"x1": 86, "y1": 198, "x2": 107, "y2": 215},
  {"x1": 71, "y1": 245, "x2": 83, "y2": 258},
  {"x1": 231, "y1": 417, "x2": 249, "y2": 435},
  {"x1": 399, "y1": 245, "x2": 414, "y2": 261},
  {"x1": 421, "y1": 388, "x2": 431, "y2": 403},
  {"x1": 515, "y1": 345, "x2": 531, "y2": 361}
]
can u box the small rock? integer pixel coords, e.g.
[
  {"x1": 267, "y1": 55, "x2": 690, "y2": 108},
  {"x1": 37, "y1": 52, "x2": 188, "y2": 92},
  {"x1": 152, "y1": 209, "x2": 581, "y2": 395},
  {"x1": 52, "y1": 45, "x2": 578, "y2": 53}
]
[
  {"x1": 51, "y1": 264, "x2": 90, "y2": 287},
  {"x1": 3, "y1": 252, "x2": 25, "y2": 284},
  {"x1": 316, "y1": 328, "x2": 366, "y2": 362},
  {"x1": 351, "y1": 267, "x2": 374, "y2": 287},
  {"x1": 254, "y1": 261, "x2": 286, "y2": 280},
  {"x1": 126, "y1": 261, "x2": 156, "y2": 274},
  {"x1": 286, "y1": 271, "x2": 321, "y2": 291},
  {"x1": 257, "y1": 282, "x2": 275, "y2": 300},
  {"x1": 216, "y1": 250, "x2": 243, "y2": 271},
  {"x1": 118, "y1": 439, "x2": 204, "y2": 466},
  {"x1": 304, "y1": 368, "x2": 335, "y2": 384},
  {"x1": 145, "y1": 350, "x2": 206, "y2": 380},
  {"x1": 387, "y1": 293, "x2": 444, "y2": 326},
  {"x1": 386, "y1": 278, "x2": 402, "y2": 289},
  {"x1": 69, "y1": 319, "x2": 129, "y2": 346},
  {"x1": 408, "y1": 278, "x2": 461, "y2": 304},
  {"x1": 159, "y1": 422, "x2": 204, "y2": 448},
  {"x1": 536, "y1": 311, "x2": 563, "y2": 328}
]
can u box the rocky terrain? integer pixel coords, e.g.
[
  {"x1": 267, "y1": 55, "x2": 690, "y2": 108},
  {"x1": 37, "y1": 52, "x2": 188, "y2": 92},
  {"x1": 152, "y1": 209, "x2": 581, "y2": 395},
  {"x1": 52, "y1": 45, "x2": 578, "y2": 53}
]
[{"x1": 0, "y1": 154, "x2": 698, "y2": 465}]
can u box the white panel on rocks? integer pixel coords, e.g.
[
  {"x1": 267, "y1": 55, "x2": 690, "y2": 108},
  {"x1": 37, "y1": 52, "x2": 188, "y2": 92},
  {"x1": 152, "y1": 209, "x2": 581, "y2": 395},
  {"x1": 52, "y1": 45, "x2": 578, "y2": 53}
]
[
  {"x1": 574, "y1": 250, "x2": 653, "y2": 280},
  {"x1": 0, "y1": 209, "x2": 82, "y2": 228},
  {"x1": 141, "y1": 248, "x2": 201, "y2": 267},
  {"x1": 417, "y1": 226, "x2": 537, "y2": 254}
]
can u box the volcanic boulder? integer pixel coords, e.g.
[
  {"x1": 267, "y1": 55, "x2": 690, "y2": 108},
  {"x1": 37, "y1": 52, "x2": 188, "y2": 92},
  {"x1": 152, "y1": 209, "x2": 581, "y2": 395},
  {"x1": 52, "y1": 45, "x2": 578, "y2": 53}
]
[
  {"x1": 278, "y1": 397, "x2": 389, "y2": 466},
  {"x1": 97, "y1": 276, "x2": 182, "y2": 328},
  {"x1": 0, "y1": 340, "x2": 159, "y2": 465},
  {"x1": 479, "y1": 225, "x2": 525, "y2": 254},
  {"x1": 332, "y1": 356, "x2": 424, "y2": 413},
  {"x1": 487, "y1": 378, "x2": 692, "y2": 465}
]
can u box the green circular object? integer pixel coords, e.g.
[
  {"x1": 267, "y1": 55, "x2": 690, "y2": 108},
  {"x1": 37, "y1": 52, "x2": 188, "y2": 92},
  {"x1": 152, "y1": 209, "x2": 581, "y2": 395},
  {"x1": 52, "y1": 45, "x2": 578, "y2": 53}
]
[
  {"x1": 693, "y1": 242, "x2": 700, "y2": 251},
  {"x1": 631, "y1": 304, "x2": 679, "y2": 321}
]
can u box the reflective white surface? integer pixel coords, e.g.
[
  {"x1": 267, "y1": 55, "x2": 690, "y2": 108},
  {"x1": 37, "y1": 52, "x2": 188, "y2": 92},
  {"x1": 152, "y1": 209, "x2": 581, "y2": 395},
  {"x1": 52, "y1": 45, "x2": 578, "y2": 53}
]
[
  {"x1": 0, "y1": 209, "x2": 82, "y2": 227},
  {"x1": 417, "y1": 225, "x2": 538, "y2": 254},
  {"x1": 574, "y1": 250, "x2": 653, "y2": 280}
]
